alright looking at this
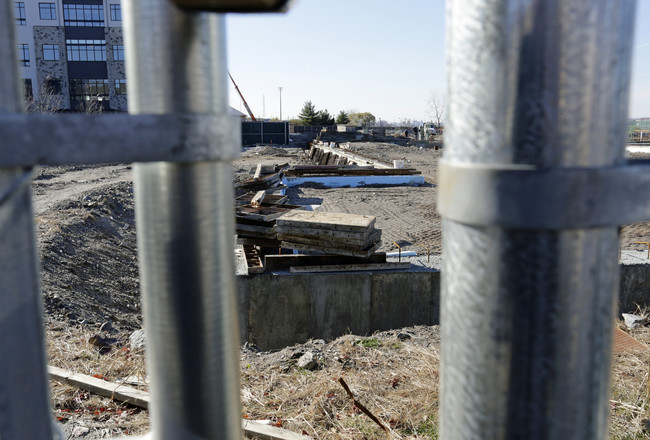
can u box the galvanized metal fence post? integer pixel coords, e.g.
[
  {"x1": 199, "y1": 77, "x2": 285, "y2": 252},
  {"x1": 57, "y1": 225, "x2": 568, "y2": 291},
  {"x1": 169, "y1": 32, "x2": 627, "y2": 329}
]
[
  {"x1": 0, "y1": 2, "x2": 55, "y2": 439},
  {"x1": 123, "y1": 1, "x2": 242, "y2": 438},
  {"x1": 440, "y1": 0, "x2": 636, "y2": 439}
]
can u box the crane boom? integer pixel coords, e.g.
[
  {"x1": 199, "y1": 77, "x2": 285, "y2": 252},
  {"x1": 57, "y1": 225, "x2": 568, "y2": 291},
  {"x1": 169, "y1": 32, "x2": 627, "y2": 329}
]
[{"x1": 228, "y1": 72, "x2": 256, "y2": 121}]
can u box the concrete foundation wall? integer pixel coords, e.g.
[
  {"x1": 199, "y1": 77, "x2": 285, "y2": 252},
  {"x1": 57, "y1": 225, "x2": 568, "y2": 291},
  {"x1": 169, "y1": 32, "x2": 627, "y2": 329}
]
[
  {"x1": 238, "y1": 258, "x2": 650, "y2": 350},
  {"x1": 238, "y1": 270, "x2": 440, "y2": 350}
]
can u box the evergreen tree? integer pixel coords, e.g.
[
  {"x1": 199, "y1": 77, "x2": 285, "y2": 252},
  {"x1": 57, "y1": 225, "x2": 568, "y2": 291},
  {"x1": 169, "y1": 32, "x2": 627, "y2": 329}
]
[
  {"x1": 336, "y1": 110, "x2": 350, "y2": 124},
  {"x1": 315, "y1": 109, "x2": 335, "y2": 126},
  {"x1": 298, "y1": 100, "x2": 318, "y2": 125}
]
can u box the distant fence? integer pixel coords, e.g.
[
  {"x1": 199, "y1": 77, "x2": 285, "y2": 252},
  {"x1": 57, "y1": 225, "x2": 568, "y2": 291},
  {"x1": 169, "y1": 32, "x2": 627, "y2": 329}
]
[
  {"x1": 241, "y1": 121, "x2": 289, "y2": 146},
  {"x1": 289, "y1": 125, "x2": 335, "y2": 134}
]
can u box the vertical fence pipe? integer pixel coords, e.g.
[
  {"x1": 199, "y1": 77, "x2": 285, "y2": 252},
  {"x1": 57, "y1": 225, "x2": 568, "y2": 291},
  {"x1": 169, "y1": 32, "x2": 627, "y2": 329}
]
[
  {"x1": 123, "y1": 1, "x2": 241, "y2": 439},
  {"x1": 0, "y1": 2, "x2": 54, "y2": 439},
  {"x1": 441, "y1": 0, "x2": 635, "y2": 439}
]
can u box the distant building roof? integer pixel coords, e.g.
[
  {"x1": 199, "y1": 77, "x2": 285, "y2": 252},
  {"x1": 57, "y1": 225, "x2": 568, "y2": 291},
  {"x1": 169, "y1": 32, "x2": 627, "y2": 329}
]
[{"x1": 229, "y1": 107, "x2": 247, "y2": 118}]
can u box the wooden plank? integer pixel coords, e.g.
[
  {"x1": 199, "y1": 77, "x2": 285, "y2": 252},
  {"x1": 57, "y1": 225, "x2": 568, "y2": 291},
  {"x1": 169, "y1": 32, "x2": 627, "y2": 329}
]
[
  {"x1": 238, "y1": 237, "x2": 283, "y2": 247},
  {"x1": 273, "y1": 225, "x2": 374, "y2": 241},
  {"x1": 276, "y1": 229, "x2": 381, "y2": 250},
  {"x1": 244, "y1": 245, "x2": 264, "y2": 274},
  {"x1": 290, "y1": 262, "x2": 410, "y2": 273},
  {"x1": 276, "y1": 210, "x2": 375, "y2": 232},
  {"x1": 236, "y1": 216, "x2": 277, "y2": 227},
  {"x1": 264, "y1": 253, "x2": 386, "y2": 271},
  {"x1": 235, "y1": 192, "x2": 288, "y2": 206},
  {"x1": 281, "y1": 240, "x2": 382, "y2": 258},
  {"x1": 236, "y1": 204, "x2": 304, "y2": 222},
  {"x1": 253, "y1": 163, "x2": 263, "y2": 179},
  {"x1": 242, "y1": 420, "x2": 312, "y2": 440},
  {"x1": 251, "y1": 190, "x2": 266, "y2": 207},
  {"x1": 237, "y1": 231, "x2": 277, "y2": 240},
  {"x1": 236, "y1": 223, "x2": 275, "y2": 234},
  {"x1": 49, "y1": 365, "x2": 309, "y2": 440},
  {"x1": 48, "y1": 365, "x2": 150, "y2": 409},
  {"x1": 284, "y1": 169, "x2": 421, "y2": 176},
  {"x1": 291, "y1": 165, "x2": 375, "y2": 171}
]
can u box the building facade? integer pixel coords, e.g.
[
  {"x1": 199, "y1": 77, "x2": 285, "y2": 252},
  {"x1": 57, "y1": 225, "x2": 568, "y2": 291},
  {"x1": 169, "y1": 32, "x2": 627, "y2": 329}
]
[{"x1": 14, "y1": 0, "x2": 126, "y2": 112}]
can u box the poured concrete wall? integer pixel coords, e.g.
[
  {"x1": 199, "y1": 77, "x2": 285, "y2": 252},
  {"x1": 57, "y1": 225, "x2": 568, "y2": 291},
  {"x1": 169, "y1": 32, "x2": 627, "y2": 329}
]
[
  {"x1": 237, "y1": 251, "x2": 650, "y2": 350},
  {"x1": 237, "y1": 269, "x2": 440, "y2": 350}
]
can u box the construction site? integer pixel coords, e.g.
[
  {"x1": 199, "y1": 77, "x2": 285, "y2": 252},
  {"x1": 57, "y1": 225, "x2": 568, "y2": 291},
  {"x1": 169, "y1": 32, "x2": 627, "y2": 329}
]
[
  {"x1": 26, "y1": 132, "x2": 650, "y2": 439},
  {"x1": 5, "y1": 0, "x2": 650, "y2": 440}
]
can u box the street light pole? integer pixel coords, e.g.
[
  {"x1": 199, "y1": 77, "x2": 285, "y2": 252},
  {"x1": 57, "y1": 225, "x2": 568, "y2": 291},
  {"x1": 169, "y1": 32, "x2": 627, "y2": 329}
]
[{"x1": 278, "y1": 86, "x2": 283, "y2": 120}]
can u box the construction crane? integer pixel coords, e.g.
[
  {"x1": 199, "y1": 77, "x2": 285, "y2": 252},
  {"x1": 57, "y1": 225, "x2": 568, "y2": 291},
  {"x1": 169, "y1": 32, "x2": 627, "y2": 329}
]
[{"x1": 228, "y1": 72, "x2": 256, "y2": 121}]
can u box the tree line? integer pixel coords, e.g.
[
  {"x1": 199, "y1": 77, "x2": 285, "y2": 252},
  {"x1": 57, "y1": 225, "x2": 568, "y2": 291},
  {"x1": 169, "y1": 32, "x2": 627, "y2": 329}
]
[{"x1": 293, "y1": 100, "x2": 376, "y2": 127}]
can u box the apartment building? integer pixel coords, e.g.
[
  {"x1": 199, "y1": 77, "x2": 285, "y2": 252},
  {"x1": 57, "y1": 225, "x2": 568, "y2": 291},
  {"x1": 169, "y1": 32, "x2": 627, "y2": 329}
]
[{"x1": 14, "y1": 0, "x2": 126, "y2": 111}]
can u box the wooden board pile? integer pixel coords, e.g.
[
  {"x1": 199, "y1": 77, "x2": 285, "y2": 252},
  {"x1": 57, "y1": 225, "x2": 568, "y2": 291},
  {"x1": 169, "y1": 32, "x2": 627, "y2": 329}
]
[
  {"x1": 285, "y1": 164, "x2": 422, "y2": 177},
  {"x1": 274, "y1": 210, "x2": 382, "y2": 258},
  {"x1": 235, "y1": 163, "x2": 287, "y2": 197},
  {"x1": 236, "y1": 201, "x2": 304, "y2": 246}
]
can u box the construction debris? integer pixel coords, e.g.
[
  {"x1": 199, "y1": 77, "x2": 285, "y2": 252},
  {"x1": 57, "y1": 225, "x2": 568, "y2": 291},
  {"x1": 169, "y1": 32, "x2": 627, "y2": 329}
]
[{"x1": 235, "y1": 163, "x2": 288, "y2": 196}]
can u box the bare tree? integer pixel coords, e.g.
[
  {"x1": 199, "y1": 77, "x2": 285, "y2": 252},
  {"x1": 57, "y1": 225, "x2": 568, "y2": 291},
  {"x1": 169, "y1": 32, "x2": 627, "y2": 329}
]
[
  {"x1": 427, "y1": 92, "x2": 446, "y2": 128},
  {"x1": 25, "y1": 77, "x2": 64, "y2": 114}
]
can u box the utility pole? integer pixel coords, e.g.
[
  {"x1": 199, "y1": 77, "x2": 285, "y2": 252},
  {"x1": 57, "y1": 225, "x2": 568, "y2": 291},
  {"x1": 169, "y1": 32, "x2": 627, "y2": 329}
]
[{"x1": 278, "y1": 86, "x2": 283, "y2": 120}]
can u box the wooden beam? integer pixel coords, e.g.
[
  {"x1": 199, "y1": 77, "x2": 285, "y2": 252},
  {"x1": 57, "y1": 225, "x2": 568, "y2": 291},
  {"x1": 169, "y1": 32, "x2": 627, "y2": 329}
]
[
  {"x1": 48, "y1": 365, "x2": 150, "y2": 409},
  {"x1": 290, "y1": 262, "x2": 411, "y2": 273},
  {"x1": 251, "y1": 190, "x2": 266, "y2": 207},
  {"x1": 254, "y1": 163, "x2": 263, "y2": 179},
  {"x1": 242, "y1": 420, "x2": 312, "y2": 440},
  {"x1": 49, "y1": 366, "x2": 310, "y2": 440},
  {"x1": 264, "y1": 253, "x2": 386, "y2": 271}
]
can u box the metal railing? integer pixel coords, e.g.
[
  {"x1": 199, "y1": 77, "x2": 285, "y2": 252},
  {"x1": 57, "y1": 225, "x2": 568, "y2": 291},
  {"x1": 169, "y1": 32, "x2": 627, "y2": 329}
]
[
  {"x1": 0, "y1": 0, "x2": 644, "y2": 439},
  {"x1": 439, "y1": 0, "x2": 638, "y2": 439},
  {"x1": 0, "y1": 0, "x2": 247, "y2": 438}
]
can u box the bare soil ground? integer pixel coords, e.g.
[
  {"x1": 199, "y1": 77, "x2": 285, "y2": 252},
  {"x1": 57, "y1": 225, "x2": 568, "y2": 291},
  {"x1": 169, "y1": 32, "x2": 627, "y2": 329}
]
[{"x1": 31, "y1": 142, "x2": 650, "y2": 438}]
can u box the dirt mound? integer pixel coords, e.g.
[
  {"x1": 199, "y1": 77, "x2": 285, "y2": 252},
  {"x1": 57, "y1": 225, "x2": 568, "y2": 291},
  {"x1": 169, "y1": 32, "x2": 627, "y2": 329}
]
[{"x1": 38, "y1": 181, "x2": 140, "y2": 331}]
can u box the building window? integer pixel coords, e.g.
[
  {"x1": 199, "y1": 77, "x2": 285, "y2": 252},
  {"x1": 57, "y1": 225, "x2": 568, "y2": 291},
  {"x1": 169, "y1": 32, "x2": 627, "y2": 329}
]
[
  {"x1": 109, "y1": 4, "x2": 121, "y2": 21},
  {"x1": 42, "y1": 44, "x2": 60, "y2": 61},
  {"x1": 70, "y1": 79, "x2": 109, "y2": 100},
  {"x1": 24, "y1": 78, "x2": 33, "y2": 100},
  {"x1": 63, "y1": 4, "x2": 104, "y2": 27},
  {"x1": 18, "y1": 44, "x2": 29, "y2": 66},
  {"x1": 114, "y1": 79, "x2": 126, "y2": 95},
  {"x1": 66, "y1": 39, "x2": 106, "y2": 61},
  {"x1": 44, "y1": 77, "x2": 62, "y2": 94},
  {"x1": 14, "y1": 2, "x2": 26, "y2": 25},
  {"x1": 39, "y1": 3, "x2": 56, "y2": 20},
  {"x1": 112, "y1": 45, "x2": 124, "y2": 61}
]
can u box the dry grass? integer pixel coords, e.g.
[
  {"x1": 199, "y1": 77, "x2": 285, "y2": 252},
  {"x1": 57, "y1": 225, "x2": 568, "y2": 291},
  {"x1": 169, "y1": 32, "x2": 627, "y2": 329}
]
[
  {"x1": 46, "y1": 320, "x2": 149, "y2": 437},
  {"x1": 44, "y1": 320, "x2": 650, "y2": 439},
  {"x1": 240, "y1": 334, "x2": 440, "y2": 439},
  {"x1": 610, "y1": 311, "x2": 650, "y2": 440}
]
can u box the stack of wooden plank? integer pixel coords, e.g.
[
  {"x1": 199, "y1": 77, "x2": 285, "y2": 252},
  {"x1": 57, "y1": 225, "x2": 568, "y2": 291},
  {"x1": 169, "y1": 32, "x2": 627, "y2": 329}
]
[
  {"x1": 234, "y1": 163, "x2": 287, "y2": 196},
  {"x1": 274, "y1": 210, "x2": 382, "y2": 258},
  {"x1": 284, "y1": 165, "x2": 422, "y2": 177},
  {"x1": 235, "y1": 203, "x2": 304, "y2": 245}
]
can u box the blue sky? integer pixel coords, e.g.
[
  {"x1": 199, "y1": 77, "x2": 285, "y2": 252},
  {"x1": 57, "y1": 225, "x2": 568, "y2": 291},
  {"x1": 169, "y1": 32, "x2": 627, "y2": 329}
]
[{"x1": 227, "y1": 1, "x2": 650, "y2": 123}]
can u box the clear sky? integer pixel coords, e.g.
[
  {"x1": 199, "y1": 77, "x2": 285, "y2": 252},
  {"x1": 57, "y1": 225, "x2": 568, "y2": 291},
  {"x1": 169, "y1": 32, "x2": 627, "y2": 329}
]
[{"x1": 227, "y1": 1, "x2": 650, "y2": 123}]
